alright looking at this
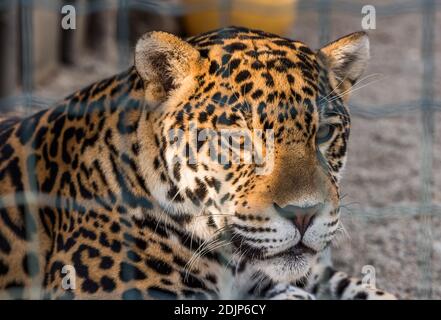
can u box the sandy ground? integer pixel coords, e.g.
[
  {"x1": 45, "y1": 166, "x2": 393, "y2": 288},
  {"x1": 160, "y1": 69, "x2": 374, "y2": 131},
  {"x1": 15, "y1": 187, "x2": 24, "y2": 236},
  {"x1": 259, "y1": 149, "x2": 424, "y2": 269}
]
[{"x1": 6, "y1": 0, "x2": 441, "y2": 299}]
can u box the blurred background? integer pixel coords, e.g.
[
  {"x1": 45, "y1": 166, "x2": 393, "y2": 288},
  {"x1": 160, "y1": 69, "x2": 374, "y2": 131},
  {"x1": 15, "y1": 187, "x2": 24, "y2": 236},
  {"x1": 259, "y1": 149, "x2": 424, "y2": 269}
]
[{"x1": 0, "y1": 0, "x2": 440, "y2": 299}]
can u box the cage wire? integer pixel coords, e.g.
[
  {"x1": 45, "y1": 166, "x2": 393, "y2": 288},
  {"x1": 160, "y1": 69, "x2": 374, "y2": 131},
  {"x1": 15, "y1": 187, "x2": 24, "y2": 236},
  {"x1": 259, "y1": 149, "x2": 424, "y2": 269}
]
[{"x1": 0, "y1": 0, "x2": 438, "y2": 299}]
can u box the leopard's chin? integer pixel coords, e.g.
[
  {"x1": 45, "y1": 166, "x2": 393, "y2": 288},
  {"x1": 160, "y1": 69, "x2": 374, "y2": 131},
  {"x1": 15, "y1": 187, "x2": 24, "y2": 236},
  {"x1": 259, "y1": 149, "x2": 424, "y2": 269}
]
[{"x1": 253, "y1": 250, "x2": 315, "y2": 283}]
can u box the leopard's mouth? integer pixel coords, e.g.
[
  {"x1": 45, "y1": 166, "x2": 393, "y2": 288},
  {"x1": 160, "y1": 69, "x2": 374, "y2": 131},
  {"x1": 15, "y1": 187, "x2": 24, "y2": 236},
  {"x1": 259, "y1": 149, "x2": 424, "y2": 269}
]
[
  {"x1": 263, "y1": 243, "x2": 317, "y2": 260},
  {"x1": 229, "y1": 231, "x2": 317, "y2": 261}
]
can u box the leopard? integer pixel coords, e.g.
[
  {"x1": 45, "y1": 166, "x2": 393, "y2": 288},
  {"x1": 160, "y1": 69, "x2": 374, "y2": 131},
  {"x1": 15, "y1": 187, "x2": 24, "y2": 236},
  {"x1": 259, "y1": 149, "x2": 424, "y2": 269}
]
[{"x1": 0, "y1": 26, "x2": 396, "y2": 300}]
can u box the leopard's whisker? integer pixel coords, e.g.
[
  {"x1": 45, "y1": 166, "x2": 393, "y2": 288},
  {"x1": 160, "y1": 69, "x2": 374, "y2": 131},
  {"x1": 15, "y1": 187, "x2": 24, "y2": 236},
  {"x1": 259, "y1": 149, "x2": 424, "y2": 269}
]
[
  {"x1": 184, "y1": 224, "x2": 234, "y2": 276},
  {"x1": 326, "y1": 74, "x2": 385, "y2": 103}
]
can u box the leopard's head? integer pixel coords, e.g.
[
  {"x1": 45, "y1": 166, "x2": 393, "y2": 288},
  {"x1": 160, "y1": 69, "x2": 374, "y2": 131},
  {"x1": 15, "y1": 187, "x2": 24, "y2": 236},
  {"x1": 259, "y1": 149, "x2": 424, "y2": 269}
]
[{"x1": 135, "y1": 27, "x2": 369, "y2": 282}]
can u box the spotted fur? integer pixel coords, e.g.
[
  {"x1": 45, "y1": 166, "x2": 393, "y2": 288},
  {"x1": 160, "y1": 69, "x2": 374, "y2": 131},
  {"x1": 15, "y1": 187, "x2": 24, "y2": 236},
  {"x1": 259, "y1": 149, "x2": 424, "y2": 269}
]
[{"x1": 0, "y1": 27, "x2": 394, "y2": 299}]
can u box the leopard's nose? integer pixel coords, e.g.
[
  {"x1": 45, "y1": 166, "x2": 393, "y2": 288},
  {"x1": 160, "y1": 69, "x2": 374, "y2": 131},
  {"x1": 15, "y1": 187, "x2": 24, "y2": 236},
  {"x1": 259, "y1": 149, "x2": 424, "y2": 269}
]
[{"x1": 273, "y1": 203, "x2": 321, "y2": 236}]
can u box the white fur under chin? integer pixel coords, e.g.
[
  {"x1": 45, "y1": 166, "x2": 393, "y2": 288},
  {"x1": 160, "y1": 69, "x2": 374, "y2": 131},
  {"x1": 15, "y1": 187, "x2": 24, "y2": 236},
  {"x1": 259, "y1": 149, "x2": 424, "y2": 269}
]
[{"x1": 255, "y1": 254, "x2": 314, "y2": 283}]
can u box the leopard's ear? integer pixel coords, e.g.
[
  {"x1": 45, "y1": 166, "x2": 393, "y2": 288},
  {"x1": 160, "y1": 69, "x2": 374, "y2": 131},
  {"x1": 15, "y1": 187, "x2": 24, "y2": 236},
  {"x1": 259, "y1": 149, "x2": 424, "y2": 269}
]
[
  {"x1": 135, "y1": 31, "x2": 201, "y2": 106},
  {"x1": 318, "y1": 31, "x2": 369, "y2": 89}
]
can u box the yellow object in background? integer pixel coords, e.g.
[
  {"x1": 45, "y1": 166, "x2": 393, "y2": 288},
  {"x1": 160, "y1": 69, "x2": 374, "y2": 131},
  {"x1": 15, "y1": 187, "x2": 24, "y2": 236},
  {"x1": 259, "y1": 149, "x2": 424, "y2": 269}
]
[{"x1": 183, "y1": 0, "x2": 297, "y2": 36}]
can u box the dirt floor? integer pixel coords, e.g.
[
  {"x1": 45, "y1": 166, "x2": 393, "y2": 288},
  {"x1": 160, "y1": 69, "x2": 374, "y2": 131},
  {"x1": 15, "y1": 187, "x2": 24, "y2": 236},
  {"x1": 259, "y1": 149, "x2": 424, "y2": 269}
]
[{"x1": 9, "y1": 1, "x2": 441, "y2": 299}]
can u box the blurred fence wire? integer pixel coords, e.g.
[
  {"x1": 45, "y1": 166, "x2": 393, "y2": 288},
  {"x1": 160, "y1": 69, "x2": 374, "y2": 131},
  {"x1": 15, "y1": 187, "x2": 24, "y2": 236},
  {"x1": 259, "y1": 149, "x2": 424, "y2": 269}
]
[{"x1": 0, "y1": 0, "x2": 439, "y2": 299}]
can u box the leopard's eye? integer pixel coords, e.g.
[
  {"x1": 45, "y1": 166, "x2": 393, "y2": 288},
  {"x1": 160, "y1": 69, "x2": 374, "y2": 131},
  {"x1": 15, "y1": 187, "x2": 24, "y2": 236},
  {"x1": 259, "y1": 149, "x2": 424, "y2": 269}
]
[{"x1": 316, "y1": 124, "x2": 335, "y2": 144}]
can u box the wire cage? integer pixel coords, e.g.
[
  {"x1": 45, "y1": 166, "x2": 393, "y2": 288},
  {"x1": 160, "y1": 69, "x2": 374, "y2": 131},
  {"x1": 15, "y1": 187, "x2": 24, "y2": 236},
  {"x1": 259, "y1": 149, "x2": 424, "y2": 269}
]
[{"x1": 0, "y1": 0, "x2": 439, "y2": 299}]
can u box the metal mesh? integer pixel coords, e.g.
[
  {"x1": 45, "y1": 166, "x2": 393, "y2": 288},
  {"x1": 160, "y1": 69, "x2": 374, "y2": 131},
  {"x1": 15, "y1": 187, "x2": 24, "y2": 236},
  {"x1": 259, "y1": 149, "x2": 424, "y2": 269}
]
[{"x1": 0, "y1": 0, "x2": 438, "y2": 299}]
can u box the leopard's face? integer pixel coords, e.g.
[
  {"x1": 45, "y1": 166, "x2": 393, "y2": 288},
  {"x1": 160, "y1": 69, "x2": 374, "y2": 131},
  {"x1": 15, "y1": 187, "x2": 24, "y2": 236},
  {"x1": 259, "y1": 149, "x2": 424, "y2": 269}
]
[{"x1": 135, "y1": 27, "x2": 369, "y2": 282}]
